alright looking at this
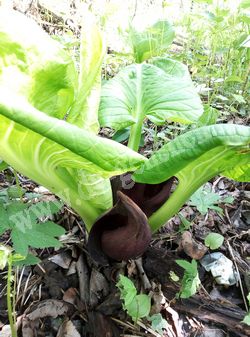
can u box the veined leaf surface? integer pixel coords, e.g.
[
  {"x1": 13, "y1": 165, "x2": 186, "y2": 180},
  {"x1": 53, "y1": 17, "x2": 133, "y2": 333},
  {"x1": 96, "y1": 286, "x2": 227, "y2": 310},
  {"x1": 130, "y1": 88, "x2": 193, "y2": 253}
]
[
  {"x1": 0, "y1": 8, "x2": 78, "y2": 119},
  {"x1": 0, "y1": 94, "x2": 146, "y2": 227},
  {"x1": 67, "y1": 11, "x2": 105, "y2": 132},
  {"x1": 133, "y1": 124, "x2": 250, "y2": 232},
  {"x1": 134, "y1": 124, "x2": 250, "y2": 184},
  {"x1": 0, "y1": 9, "x2": 146, "y2": 229},
  {"x1": 99, "y1": 60, "x2": 203, "y2": 131}
]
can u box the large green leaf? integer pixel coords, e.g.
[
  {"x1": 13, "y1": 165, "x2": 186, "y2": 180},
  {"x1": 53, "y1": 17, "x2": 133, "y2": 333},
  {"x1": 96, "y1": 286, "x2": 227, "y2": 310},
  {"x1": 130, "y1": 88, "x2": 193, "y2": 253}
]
[
  {"x1": 0, "y1": 93, "x2": 146, "y2": 227},
  {"x1": 133, "y1": 124, "x2": 250, "y2": 231},
  {"x1": 0, "y1": 9, "x2": 146, "y2": 229},
  {"x1": 99, "y1": 59, "x2": 203, "y2": 150},
  {"x1": 129, "y1": 21, "x2": 175, "y2": 63},
  {"x1": 67, "y1": 11, "x2": 105, "y2": 132},
  {"x1": 0, "y1": 8, "x2": 78, "y2": 119}
]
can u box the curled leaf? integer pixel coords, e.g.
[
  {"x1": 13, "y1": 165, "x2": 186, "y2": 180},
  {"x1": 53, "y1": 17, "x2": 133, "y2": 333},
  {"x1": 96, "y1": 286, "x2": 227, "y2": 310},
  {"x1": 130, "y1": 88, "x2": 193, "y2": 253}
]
[
  {"x1": 87, "y1": 191, "x2": 151, "y2": 265},
  {"x1": 111, "y1": 173, "x2": 175, "y2": 217}
]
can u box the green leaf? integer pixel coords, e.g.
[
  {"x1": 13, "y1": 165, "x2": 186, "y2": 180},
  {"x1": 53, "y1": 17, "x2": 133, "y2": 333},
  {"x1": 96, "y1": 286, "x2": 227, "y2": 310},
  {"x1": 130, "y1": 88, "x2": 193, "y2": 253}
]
[
  {"x1": 0, "y1": 94, "x2": 145, "y2": 227},
  {"x1": 100, "y1": 60, "x2": 202, "y2": 130},
  {"x1": 1, "y1": 200, "x2": 65, "y2": 256},
  {"x1": 0, "y1": 9, "x2": 146, "y2": 229},
  {"x1": 134, "y1": 124, "x2": 250, "y2": 232},
  {"x1": 112, "y1": 128, "x2": 130, "y2": 143},
  {"x1": 134, "y1": 124, "x2": 250, "y2": 184},
  {"x1": 99, "y1": 60, "x2": 203, "y2": 132},
  {"x1": 148, "y1": 313, "x2": 168, "y2": 334},
  {"x1": 205, "y1": 233, "x2": 224, "y2": 250},
  {"x1": 0, "y1": 159, "x2": 8, "y2": 171},
  {"x1": 116, "y1": 275, "x2": 137, "y2": 307},
  {"x1": 11, "y1": 230, "x2": 29, "y2": 256},
  {"x1": 28, "y1": 200, "x2": 63, "y2": 219},
  {"x1": 129, "y1": 20, "x2": 175, "y2": 63},
  {"x1": 225, "y1": 75, "x2": 243, "y2": 83},
  {"x1": 126, "y1": 294, "x2": 151, "y2": 321},
  {"x1": 232, "y1": 94, "x2": 246, "y2": 104},
  {"x1": 243, "y1": 313, "x2": 250, "y2": 326},
  {"x1": 67, "y1": 11, "x2": 105, "y2": 132},
  {"x1": 190, "y1": 186, "x2": 222, "y2": 215},
  {"x1": 7, "y1": 202, "x2": 28, "y2": 231},
  {"x1": 0, "y1": 245, "x2": 11, "y2": 269},
  {"x1": 240, "y1": 0, "x2": 250, "y2": 9},
  {"x1": 224, "y1": 164, "x2": 250, "y2": 182},
  {"x1": 12, "y1": 253, "x2": 40, "y2": 266},
  {"x1": 197, "y1": 104, "x2": 219, "y2": 127},
  {"x1": 0, "y1": 9, "x2": 77, "y2": 120},
  {"x1": 7, "y1": 186, "x2": 26, "y2": 199},
  {"x1": 0, "y1": 204, "x2": 10, "y2": 235},
  {"x1": 11, "y1": 218, "x2": 65, "y2": 256},
  {"x1": 176, "y1": 259, "x2": 200, "y2": 298},
  {"x1": 11, "y1": 252, "x2": 40, "y2": 266},
  {"x1": 242, "y1": 293, "x2": 250, "y2": 326},
  {"x1": 116, "y1": 275, "x2": 151, "y2": 321},
  {"x1": 178, "y1": 214, "x2": 192, "y2": 232},
  {"x1": 176, "y1": 259, "x2": 194, "y2": 272}
]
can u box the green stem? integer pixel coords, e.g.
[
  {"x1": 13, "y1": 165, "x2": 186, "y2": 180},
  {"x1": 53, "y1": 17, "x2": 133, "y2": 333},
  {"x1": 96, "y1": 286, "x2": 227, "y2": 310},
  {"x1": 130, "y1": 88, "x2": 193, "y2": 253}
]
[
  {"x1": 128, "y1": 122, "x2": 143, "y2": 152},
  {"x1": 241, "y1": 66, "x2": 250, "y2": 97},
  {"x1": 128, "y1": 66, "x2": 144, "y2": 152},
  {"x1": 7, "y1": 256, "x2": 17, "y2": 337},
  {"x1": 149, "y1": 174, "x2": 211, "y2": 233}
]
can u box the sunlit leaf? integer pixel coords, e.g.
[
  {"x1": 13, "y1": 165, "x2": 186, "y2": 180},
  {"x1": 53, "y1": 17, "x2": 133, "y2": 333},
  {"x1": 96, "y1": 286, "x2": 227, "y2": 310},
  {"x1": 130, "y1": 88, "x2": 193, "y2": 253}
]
[
  {"x1": 99, "y1": 59, "x2": 203, "y2": 131},
  {"x1": 130, "y1": 20, "x2": 175, "y2": 63}
]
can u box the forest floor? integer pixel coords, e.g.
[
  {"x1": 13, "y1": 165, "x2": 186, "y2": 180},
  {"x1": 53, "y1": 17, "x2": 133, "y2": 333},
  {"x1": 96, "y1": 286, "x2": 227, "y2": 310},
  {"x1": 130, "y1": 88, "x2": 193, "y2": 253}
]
[{"x1": 0, "y1": 1, "x2": 250, "y2": 337}]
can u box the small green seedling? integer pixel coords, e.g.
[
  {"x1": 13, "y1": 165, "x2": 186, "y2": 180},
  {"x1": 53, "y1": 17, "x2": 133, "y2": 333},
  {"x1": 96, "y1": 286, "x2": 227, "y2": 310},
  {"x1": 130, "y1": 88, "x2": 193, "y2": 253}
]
[
  {"x1": 178, "y1": 213, "x2": 192, "y2": 233},
  {"x1": 116, "y1": 275, "x2": 169, "y2": 333},
  {"x1": 205, "y1": 232, "x2": 224, "y2": 250},
  {"x1": 243, "y1": 293, "x2": 250, "y2": 326},
  {"x1": 169, "y1": 271, "x2": 180, "y2": 282},
  {"x1": 148, "y1": 313, "x2": 168, "y2": 334},
  {"x1": 0, "y1": 245, "x2": 29, "y2": 337},
  {"x1": 189, "y1": 185, "x2": 234, "y2": 215},
  {"x1": 116, "y1": 275, "x2": 151, "y2": 321},
  {"x1": 176, "y1": 259, "x2": 200, "y2": 298}
]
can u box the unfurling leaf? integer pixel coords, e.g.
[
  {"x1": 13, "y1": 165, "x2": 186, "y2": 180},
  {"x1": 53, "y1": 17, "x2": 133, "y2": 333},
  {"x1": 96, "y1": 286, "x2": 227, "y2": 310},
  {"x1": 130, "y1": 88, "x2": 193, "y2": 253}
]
[{"x1": 87, "y1": 191, "x2": 152, "y2": 265}]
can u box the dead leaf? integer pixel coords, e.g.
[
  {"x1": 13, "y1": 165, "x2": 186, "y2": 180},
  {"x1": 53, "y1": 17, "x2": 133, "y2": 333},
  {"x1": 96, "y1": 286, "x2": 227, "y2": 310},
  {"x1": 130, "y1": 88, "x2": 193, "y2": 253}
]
[
  {"x1": 26, "y1": 299, "x2": 74, "y2": 320},
  {"x1": 56, "y1": 320, "x2": 81, "y2": 337},
  {"x1": 89, "y1": 269, "x2": 109, "y2": 307},
  {"x1": 49, "y1": 251, "x2": 72, "y2": 269},
  {"x1": 88, "y1": 311, "x2": 120, "y2": 337},
  {"x1": 63, "y1": 288, "x2": 78, "y2": 305},
  {"x1": 76, "y1": 254, "x2": 90, "y2": 304},
  {"x1": 179, "y1": 231, "x2": 207, "y2": 259}
]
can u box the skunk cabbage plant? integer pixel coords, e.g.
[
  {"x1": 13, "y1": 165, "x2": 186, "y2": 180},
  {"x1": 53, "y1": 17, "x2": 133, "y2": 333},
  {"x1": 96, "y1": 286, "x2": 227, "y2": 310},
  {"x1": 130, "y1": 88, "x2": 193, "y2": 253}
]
[{"x1": 0, "y1": 10, "x2": 249, "y2": 264}]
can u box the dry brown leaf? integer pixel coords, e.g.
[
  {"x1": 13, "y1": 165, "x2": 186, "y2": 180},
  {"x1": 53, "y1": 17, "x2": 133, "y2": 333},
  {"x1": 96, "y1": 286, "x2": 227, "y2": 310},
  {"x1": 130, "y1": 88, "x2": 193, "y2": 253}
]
[
  {"x1": 56, "y1": 320, "x2": 81, "y2": 337},
  {"x1": 179, "y1": 231, "x2": 207, "y2": 260}
]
